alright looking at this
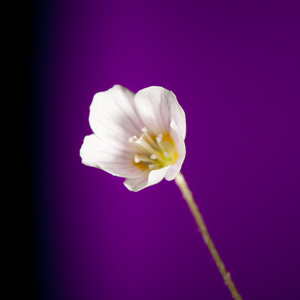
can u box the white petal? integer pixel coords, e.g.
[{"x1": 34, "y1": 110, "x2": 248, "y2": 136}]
[
  {"x1": 165, "y1": 120, "x2": 186, "y2": 181},
  {"x1": 134, "y1": 86, "x2": 186, "y2": 139},
  {"x1": 124, "y1": 165, "x2": 173, "y2": 192},
  {"x1": 165, "y1": 152, "x2": 185, "y2": 181},
  {"x1": 80, "y1": 134, "x2": 145, "y2": 178},
  {"x1": 169, "y1": 96, "x2": 186, "y2": 140},
  {"x1": 123, "y1": 174, "x2": 149, "y2": 192},
  {"x1": 89, "y1": 85, "x2": 143, "y2": 147}
]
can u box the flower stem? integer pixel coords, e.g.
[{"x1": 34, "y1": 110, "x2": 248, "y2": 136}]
[{"x1": 175, "y1": 172, "x2": 242, "y2": 300}]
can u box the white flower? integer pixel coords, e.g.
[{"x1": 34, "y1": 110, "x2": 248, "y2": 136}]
[{"x1": 80, "y1": 85, "x2": 186, "y2": 192}]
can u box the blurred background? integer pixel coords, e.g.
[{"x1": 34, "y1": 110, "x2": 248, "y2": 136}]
[{"x1": 25, "y1": 1, "x2": 299, "y2": 299}]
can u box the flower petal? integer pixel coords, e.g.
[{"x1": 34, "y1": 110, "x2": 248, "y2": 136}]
[
  {"x1": 124, "y1": 165, "x2": 173, "y2": 192},
  {"x1": 123, "y1": 175, "x2": 149, "y2": 192},
  {"x1": 80, "y1": 134, "x2": 145, "y2": 178},
  {"x1": 164, "y1": 119, "x2": 186, "y2": 180},
  {"x1": 89, "y1": 85, "x2": 143, "y2": 148},
  {"x1": 134, "y1": 86, "x2": 186, "y2": 139}
]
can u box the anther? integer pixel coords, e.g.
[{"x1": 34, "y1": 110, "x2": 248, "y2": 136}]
[{"x1": 134, "y1": 155, "x2": 140, "y2": 163}]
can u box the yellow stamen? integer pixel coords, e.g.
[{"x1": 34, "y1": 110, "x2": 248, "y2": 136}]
[{"x1": 130, "y1": 128, "x2": 177, "y2": 171}]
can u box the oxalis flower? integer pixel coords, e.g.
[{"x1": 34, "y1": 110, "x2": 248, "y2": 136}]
[
  {"x1": 80, "y1": 85, "x2": 243, "y2": 299},
  {"x1": 80, "y1": 85, "x2": 186, "y2": 191}
]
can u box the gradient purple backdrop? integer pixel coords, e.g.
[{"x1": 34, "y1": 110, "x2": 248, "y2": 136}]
[{"x1": 32, "y1": 1, "x2": 300, "y2": 299}]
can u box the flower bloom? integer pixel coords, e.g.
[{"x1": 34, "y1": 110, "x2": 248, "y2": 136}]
[{"x1": 80, "y1": 85, "x2": 186, "y2": 191}]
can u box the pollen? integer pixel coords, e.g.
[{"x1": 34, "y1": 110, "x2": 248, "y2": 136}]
[{"x1": 129, "y1": 127, "x2": 177, "y2": 171}]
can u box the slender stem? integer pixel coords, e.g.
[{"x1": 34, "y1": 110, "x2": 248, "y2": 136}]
[{"x1": 175, "y1": 172, "x2": 242, "y2": 300}]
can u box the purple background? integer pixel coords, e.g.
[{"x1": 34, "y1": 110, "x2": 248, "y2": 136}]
[{"x1": 32, "y1": 1, "x2": 300, "y2": 299}]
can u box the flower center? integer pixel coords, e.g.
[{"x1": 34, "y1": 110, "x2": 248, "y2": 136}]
[{"x1": 129, "y1": 127, "x2": 177, "y2": 171}]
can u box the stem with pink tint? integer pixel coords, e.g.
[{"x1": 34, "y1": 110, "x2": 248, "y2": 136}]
[{"x1": 175, "y1": 172, "x2": 242, "y2": 300}]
